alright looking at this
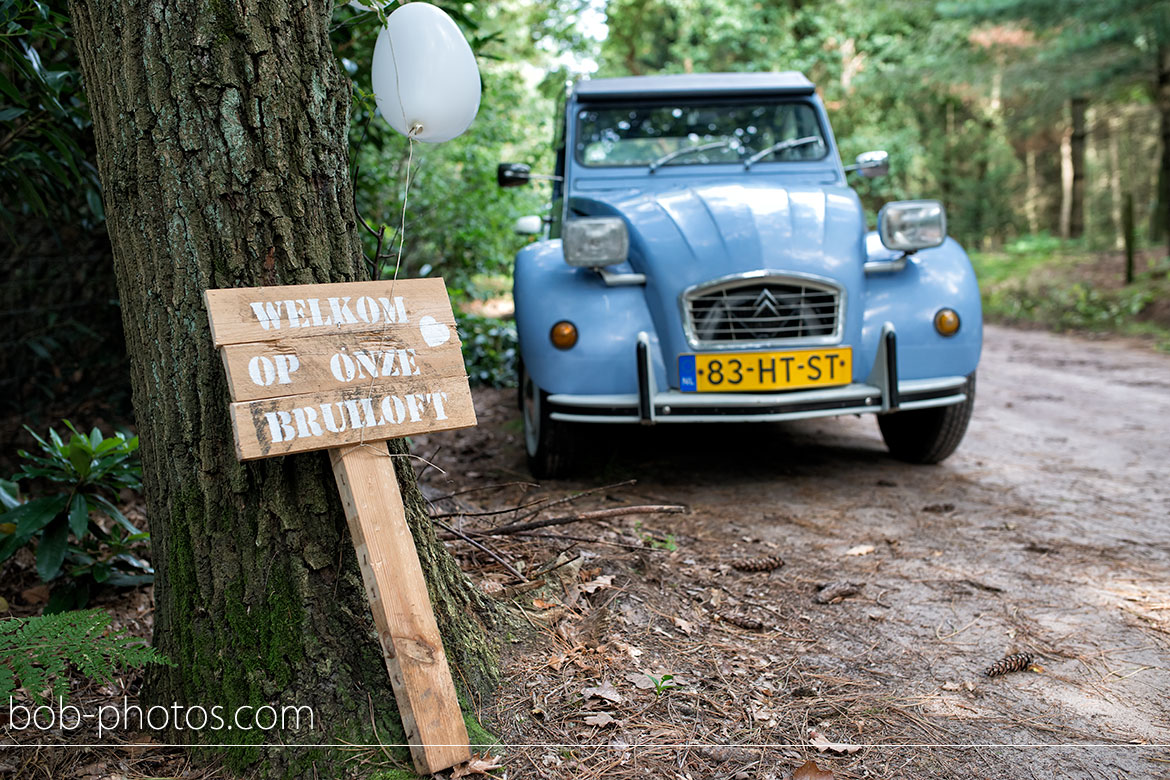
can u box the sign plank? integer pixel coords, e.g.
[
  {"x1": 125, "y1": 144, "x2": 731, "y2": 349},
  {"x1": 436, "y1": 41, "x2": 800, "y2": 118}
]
[
  {"x1": 229, "y1": 376, "x2": 475, "y2": 460},
  {"x1": 220, "y1": 330, "x2": 469, "y2": 402},
  {"x1": 205, "y1": 278, "x2": 455, "y2": 347},
  {"x1": 331, "y1": 445, "x2": 471, "y2": 774}
]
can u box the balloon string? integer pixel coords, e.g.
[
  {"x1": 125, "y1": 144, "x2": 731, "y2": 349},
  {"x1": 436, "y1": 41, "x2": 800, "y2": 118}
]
[
  {"x1": 358, "y1": 130, "x2": 416, "y2": 448},
  {"x1": 392, "y1": 131, "x2": 416, "y2": 286}
]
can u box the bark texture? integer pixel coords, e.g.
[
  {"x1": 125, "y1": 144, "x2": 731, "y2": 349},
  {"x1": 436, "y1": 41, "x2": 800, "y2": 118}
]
[{"x1": 66, "y1": 1, "x2": 497, "y2": 775}]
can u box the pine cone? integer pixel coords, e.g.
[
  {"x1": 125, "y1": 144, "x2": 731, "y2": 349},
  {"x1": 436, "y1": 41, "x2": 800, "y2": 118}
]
[
  {"x1": 721, "y1": 613, "x2": 765, "y2": 631},
  {"x1": 732, "y1": 555, "x2": 784, "y2": 573},
  {"x1": 985, "y1": 652, "x2": 1035, "y2": 677}
]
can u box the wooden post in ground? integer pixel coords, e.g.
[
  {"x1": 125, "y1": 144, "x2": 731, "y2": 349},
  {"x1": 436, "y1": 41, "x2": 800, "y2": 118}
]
[
  {"x1": 331, "y1": 445, "x2": 470, "y2": 773},
  {"x1": 1123, "y1": 192, "x2": 1136, "y2": 285}
]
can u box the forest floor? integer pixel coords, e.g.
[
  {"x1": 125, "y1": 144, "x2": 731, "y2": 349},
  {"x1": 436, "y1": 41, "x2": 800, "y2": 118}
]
[
  {"x1": 3, "y1": 323, "x2": 1168, "y2": 780},
  {"x1": 411, "y1": 323, "x2": 1170, "y2": 780}
]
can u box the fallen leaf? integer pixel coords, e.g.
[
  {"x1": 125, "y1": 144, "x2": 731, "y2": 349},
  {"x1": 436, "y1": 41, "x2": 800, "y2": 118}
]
[
  {"x1": 20, "y1": 585, "x2": 49, "y2": 605},
  {"x1": 793, "y1": 759, "x2": 835, "y2": 779},
  {"x1": 580, "y1": 574, "x2": 614, "y2": 593},
  {"x1": 584, "y1": 712, "x2": 616, "y2": 727},
  {"x1": 451, "y1": 753, "x2": 505, "y2": 777},
  {"x1": 0, "y1": 596, "x2": 7, "y2": 612},
  {"x1": 581, "y1": 680, "x2": 622, "y2": 703},
  {"x1": 625, "y1": 672, "x2": 656, "y2": 690},
  {"x1": 673, "y1": 616, "x2": 695, "y2": 634},
  {"x1": 809, "y1": 729, "x2": 861, "y2": 754},
  {"x1": 844, "y1": 544, "x2": 874, "y2": 557},
  {"x1": 814, "y1": 581, "x2": 862, "y2": 604},
  {"x1": 532, "y1": 598, "x2": 558, "y2": 610}
]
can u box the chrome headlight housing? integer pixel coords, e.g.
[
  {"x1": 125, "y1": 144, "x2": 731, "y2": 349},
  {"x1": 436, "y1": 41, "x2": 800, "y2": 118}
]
[
  {"x1": 563, "y1": 217, "x2": 629, "y2": 267},
  {"x1": 878, "y1": 200, "x2": 947, "y2": 252}
]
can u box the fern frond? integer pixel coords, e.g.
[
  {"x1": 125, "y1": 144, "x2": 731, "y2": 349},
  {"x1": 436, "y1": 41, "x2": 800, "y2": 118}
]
[{"x1": 0, "y1": 609, "x2": 171, "y2": 703}]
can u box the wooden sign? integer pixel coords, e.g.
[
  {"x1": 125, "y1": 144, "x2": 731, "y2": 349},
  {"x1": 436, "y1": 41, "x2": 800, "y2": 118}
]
[
  {"x1": 206, "y1": 278, "x2": 475, "y2": 460},
  {"x1": 205, "y1": 278, "x2": 473, "y2": 774}
]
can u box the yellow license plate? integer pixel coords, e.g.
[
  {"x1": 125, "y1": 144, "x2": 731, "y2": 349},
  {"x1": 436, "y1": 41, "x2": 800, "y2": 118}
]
[{"x1": 679, "y1": 347, "x2": 852, "y2": 392}]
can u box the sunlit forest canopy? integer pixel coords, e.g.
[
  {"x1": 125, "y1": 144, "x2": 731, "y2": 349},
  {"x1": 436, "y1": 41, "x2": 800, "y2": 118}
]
[{"x1": 2, "y1": 0, "x2": 1167, "y2": 427}]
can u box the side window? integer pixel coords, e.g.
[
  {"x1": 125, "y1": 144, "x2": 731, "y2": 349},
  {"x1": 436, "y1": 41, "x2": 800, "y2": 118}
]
[{"x1": 550, "y1": 96, "x2": 568, "y2": 238}]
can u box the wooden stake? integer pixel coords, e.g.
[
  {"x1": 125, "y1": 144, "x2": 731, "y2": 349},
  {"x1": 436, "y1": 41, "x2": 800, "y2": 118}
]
[{"x1": 330, "y1": 444, "x2": 470, "y2": 774}]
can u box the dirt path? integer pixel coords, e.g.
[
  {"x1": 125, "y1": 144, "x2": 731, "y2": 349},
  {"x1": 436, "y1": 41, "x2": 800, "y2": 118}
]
[{"x1": 415, "y1": 324, "x2": 1170, "y2": 779}]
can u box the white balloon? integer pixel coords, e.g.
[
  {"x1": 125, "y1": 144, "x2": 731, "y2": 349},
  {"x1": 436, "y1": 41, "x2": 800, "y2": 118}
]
[{"x1": 371, "y1": 3, "x2": 481, "y2": 143}]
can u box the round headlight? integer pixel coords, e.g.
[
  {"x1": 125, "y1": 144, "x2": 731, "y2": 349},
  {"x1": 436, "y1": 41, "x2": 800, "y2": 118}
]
[
  {"x1": 550, "y1": 321, "x2": 578, "y2": 350},
  {"x1": 934, "y1": 308, "x2": 960, "y2": 337}
]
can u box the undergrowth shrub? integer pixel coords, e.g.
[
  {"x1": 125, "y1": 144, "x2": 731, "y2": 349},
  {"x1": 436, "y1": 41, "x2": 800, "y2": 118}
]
[
  {"x1": 459, "y1": 313, "x2": 518, "y2": 388},
  {"x1": 0, "y1": 421, "x2": 151, "y2": 612}
]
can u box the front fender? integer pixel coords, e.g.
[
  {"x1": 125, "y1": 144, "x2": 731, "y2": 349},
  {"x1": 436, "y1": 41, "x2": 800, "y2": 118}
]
[
  {"x1": 862, "y1": 234, "x2": 982, "y2": 380},
  {"x1": 514, "y1": 240, "x2": 664, "y2": 395}
]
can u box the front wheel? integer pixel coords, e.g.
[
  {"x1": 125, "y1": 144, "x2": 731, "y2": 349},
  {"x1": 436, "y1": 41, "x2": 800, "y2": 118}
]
[
  {"x1": 877, "y1": 374, "x2": 976, "y2": 464},
  {"x1": 521, "y1": 366, "x2": 591, "y2": 479}
]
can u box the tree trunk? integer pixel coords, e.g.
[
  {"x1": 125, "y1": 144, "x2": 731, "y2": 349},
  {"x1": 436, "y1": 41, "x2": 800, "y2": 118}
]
[
  {"x1": 1156, "y1": 45, "x2": 1170, "y2": 252},
  {"x1": 66, "y1": 1, "x2": 497, "y2": 776},
  {"x1": 1108, "y1": 115, "x2": 1123, "y2": 250},
  {"x1": 1068, "y1": 96, "x2": 1087, "y2": 240},
  {"x1": 1025, "y1": 145, "x2": 1039, "y2": 235}
]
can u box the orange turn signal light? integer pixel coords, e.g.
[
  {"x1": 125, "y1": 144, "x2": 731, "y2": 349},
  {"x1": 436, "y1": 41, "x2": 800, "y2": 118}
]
[
  {"x1": 934, "y1": 308, "x2": 960, "y2": 337},
  {"x1": 550, "y1": 320, "x2": 578, "y2": 350}
]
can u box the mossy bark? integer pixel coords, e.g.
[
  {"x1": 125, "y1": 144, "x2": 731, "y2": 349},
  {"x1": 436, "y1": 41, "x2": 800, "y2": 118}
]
[{"x1": 66, "y1": 1, "x2": 497, "y2": 775}]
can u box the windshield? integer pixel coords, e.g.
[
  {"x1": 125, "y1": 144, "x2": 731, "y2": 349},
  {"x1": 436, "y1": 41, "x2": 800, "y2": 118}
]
[{"x1": 575, "y1": 101, "x2": 827, "y2": 168}]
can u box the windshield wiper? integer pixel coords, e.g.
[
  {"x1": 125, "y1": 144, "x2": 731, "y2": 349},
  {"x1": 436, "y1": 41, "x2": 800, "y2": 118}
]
[
  {"x1": 743, "y1": 136, "x2": 823, "y2": 169},
  {"x1": 648, "y1": 140, "x2": 739, "y2": 173}
]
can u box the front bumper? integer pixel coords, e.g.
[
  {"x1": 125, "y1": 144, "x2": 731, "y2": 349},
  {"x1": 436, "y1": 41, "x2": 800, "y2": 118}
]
[{"x1": 547, "y1": 325, "x2": 970, "y2": 424}]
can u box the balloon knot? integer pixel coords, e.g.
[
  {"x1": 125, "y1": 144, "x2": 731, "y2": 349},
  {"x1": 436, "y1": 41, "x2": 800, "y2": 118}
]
[{"x1": 408, "y1": 122, "x2": 424, "y2": 137}]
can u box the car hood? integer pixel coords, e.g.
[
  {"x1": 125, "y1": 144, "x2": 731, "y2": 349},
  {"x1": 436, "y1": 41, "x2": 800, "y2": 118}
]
[
  {"x1": 569, "y1": 181, "x2": 867, "y2": 369},
  {"x1": 570, "y1": 181, "x2": 866, "y2": 285}
]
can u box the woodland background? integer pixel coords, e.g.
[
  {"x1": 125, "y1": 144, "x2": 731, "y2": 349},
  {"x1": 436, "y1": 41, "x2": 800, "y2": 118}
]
[{"x1": 2, "y1": 0, "x2": 1168, "y2": 447}]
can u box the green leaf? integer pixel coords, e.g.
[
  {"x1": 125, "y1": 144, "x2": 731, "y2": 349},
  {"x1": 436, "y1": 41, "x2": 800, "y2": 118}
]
[
  {"x1": 0, "y1": 106, "x2": 27, "y2": 121},
  {"x1": 0, "y1": 69, "x2": 23, "y2": 103},
  {"x1": 45, "y1": 582, "x2": 89, "y2": 614},
  {"x1": 36, "y1": 519, "x2": 69, "y2": 581},
  {"x1": 3, "y1": 494, "x2": 68, "y2": 538},
  {"x1": 68, "y1": 493, "x2": 89, "y2": 538},
  {"x1": 0, "y1": 479, "x2": 19, "y2": 510},
  {"x1": 84, "y1": 187, "x2": 105, "y2": 222},
  {"x1": 89, "y1": 494, "x2": 140, "y2": 535},
  {"x1": 67, "y1": 435, "x2": 92, "y2": 480},
  {"x1": 103, "y1": 572, "x2": 154, "y2": 587}
]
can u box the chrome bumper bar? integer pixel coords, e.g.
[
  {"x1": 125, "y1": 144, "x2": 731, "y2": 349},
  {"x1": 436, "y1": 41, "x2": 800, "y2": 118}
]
[{"x1": 547, "y1": 324, "x2": 969, "y2": 425}]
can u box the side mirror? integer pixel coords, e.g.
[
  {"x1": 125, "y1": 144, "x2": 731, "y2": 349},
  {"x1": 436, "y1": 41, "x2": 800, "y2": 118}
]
[
  {"x1": 497, "y1": 162, "x2": 532, "y2": 188},
  {"x1": 513, "y1": 215, "x2": 543, "y2": 235},
  {"x1": 846, "y1": 150, "x2": 889, "y2": 179}
]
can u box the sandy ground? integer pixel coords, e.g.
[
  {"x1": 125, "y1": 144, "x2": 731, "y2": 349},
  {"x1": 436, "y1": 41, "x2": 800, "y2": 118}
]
[
  {"x1": 414, "y1": 324, "x2": 1170, "y2": 780},
  {"x1": 4, "y1": 323, "x2": 1166, "y2": 779}
]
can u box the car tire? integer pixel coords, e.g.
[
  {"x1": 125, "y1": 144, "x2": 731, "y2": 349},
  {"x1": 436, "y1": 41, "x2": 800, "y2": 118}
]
[
  {"x1": 877, "y1": 373, "x2": 976, "y2": 464},
  {"x1": 520, "y1": 365, "x2": 589, "y2": 479}
]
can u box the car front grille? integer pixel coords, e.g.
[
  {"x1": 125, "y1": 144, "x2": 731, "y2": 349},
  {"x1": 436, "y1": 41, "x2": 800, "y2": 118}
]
[{"x1": 684, "y1": 277, "x2": 841, "y2": 345}]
